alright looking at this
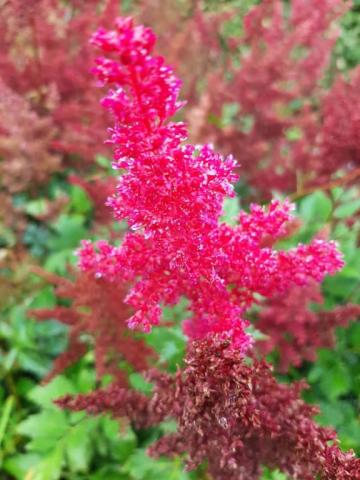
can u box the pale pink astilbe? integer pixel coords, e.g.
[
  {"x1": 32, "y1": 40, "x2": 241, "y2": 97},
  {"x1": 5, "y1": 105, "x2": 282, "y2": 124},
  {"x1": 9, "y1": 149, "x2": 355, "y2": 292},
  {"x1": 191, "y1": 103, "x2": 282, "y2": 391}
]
[
  {"x1": 78, "y1": 17, "x2": 343, "y2": 351},
  {"x1": 257, "y1": 281, "x2": 360, "y2": 372}
]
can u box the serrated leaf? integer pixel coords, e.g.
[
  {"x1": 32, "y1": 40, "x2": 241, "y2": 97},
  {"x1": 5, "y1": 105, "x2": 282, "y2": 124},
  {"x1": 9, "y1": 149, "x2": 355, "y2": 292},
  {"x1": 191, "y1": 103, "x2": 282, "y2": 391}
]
[
  {"x1": 17, "y1": 410, "x2": 67, "y2": 451},
  {"x1": 334, "y1": 198, "x2": 360, "y2": 219},
  {"x1": 299, "y1": 191, "x2": 332, "y2": 224},
  {"x1": 122, "y1": 449, "x2": 189, "y2": 480},
  {"x1": 65, "y1": 420, "x2": 94, "y2": 472},
  {"x1": 102, "y1": 419, "x2": 136, "y2": 463},
  {"x1": 48, "y1": 214, "x2": 87, "y2": 251},
  {"x1": 319, "y1": 362, "x2": 352, "y2": 401},
  {"x1": 28, "y1": 376, "x2": 76, "y2": 408},
  {"x1": 3, "y1": 453, "x2": 42, "y2": 480},
  {"x1": 28, "y1": 286, "x2": 56, "y2": 309},
  {"x1": 69, "y1": 185, "x2": 93, "y2": 215},
  {"x1": 28, "y1": 444, "x2": 64, "y2": 480}
]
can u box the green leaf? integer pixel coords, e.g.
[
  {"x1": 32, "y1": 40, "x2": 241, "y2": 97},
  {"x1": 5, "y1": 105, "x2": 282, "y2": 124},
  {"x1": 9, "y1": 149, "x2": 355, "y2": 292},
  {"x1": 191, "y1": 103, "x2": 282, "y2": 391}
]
[
  {"x1": 28, "y1": 286, "x2": 56, "y2": 309},
  {"x1": 25, "y1": 199, "x2": 49, "y2": 218},
  {"x1": 28, "y1": 376, "x2": 76, "y2": 408},
  {"x1": 95, "y1": 155, "x2": 112, "y2": 169},
  {"x1": 334, "y1": 198, "x2": 360, "y2": 219},
  {"x1": 65, "y1": 420, "x2": 94, "y2": 472},
  {"x1": 261, "y1": 467, "x2": 288, "y2": 479},
  {"x1": 285, "y1": 126, "x2": 303, "y2": 141},
  {"x1": 0, "y1": 396, "x2": 14, "y2": 450},
  {"x1": 102, "y1": 419, "x2": 137, "y2": 463},
  {"x1": 48, "y1": 214, "x2": 87, "y2": 251},
  {"x1": 17, "y1": 351, "x2": 51, "y2": 377},
  {"x1": 221, "y1": 102, "x2": 239, "y2": 127},
  {"x1": 3, "y1": 453, "x2": 42, "y2": 480},
  {"x1": 129, "y1": 373, "x2": 153, "y2": 395},
  {"x1": 29, "y1": 444, "x2": 64, "y2": 480},
  {"x1": 145, "y1": 324, "x2": 186, "y2": 372},
  {"x1": 319, "y1": 362, "x2": 352, "y2": 401},
  {"x1": 44, "y1": 249, "x2": 77, "y2": 273},
  {"x1": 122, "y1": 449, "x2": 189, "y2": 480},
  {"x1": 17, "y1": 410, "x2": 68, "y2": 452},
  {"x1": 89, "y1": 466, "x2": 129, "y2": 480},
  {"x1": 69, "y1": 185, "x2": 93, "y2": 215},
  {"x1": 0, "y1": 224, "x2": 16, "y2": 247},
  {"x1": 221, "y1": 197, "x2": 241, "y2": 226},
  {"x1": 298, "y1": 191, "x2": 332, "y2": 224}
]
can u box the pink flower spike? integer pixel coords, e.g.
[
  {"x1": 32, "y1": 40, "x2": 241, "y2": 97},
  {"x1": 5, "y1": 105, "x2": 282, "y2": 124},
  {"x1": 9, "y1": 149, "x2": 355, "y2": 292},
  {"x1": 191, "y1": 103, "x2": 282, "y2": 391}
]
[{"x1": 78, "y1": 17, "x2": 343, "y2": 352}]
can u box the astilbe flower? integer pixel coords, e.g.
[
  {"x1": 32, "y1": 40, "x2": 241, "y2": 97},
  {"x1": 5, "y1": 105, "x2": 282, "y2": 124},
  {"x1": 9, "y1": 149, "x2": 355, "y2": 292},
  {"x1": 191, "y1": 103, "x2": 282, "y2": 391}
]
[
  {"x1": 189, "y1": 0, "x2": 351, "y2": 197},
  {"x1": 321, "y1": 65, "x2": 360, "y2": 176},
  {"x1": 78, "y1": 17, "x2": 343, "y2": 352},
  {"x1": 138, "y1": 0, "x2": 226, "y2": 104},
  {"x1": 29, "y1": 267, "x2": 154, "y2": 386},
  {"x1": 0, "y1": 76, "x2": 60, "y2": 210},
  {"x1": 57, "y1": 336, "x2": 360, "y2": 479},
  {"x1": 256, "y1": 281, "x2": 360, "y2": 372},
  {"x1": 0, "y1": 0, "x2": 119, "y2": 165},
  {"x1": 0, "y1": 77, "x2": 62, "y2": 236}
]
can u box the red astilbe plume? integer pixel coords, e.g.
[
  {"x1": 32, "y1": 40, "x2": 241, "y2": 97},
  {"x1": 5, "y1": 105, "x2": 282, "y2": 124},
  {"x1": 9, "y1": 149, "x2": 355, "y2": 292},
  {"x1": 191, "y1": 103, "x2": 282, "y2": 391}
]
[
  {"x1": 57, "y1": 336, "x2": 360, "y2": 479},
  {"x1": 0, "y1": 78, "x2": 60, "y2": 192},
  {"x1": 321, "y1": 65, "x2": 360, "y2": 176},
  {"x1": 29, "y1": 267, "x2": 154, "y2": 385},
  {"x1": 256, "y1": 281, "x2": 360, "y2": 372},
  {"x1": 189, "y1": 0, "x2": 350, "y2": 197},
  {"x1": 77, "y1": 17, "x2": 343, "y2": 352},
  {"x1": 0, "y1": 77, "x2": 61, "y2": 232},
  {"x1": 138, "y1": 0, "x2": 225, "y2": 105},
  {"x1": 0, "y1": 0, "x2": 120, "y2": 165}
]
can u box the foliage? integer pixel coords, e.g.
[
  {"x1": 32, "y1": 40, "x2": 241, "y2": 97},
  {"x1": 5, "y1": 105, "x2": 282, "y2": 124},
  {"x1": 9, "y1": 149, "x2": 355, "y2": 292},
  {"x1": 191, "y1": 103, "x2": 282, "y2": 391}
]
[{"x1": 0, "y1": 1, "x2": 360, "y2": 479}]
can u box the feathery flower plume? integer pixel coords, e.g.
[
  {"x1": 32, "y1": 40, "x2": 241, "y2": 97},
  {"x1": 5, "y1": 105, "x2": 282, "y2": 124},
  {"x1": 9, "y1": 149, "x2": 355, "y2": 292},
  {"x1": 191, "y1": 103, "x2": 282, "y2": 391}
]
[
  {"x1": 29, "y1": 267, "x2": 154, "y2": 385},
  {"x1": 57, "y1": 336, "x2": 360, "y2": 479},
  {"x1": 257, "y1": 281, "x2": 360, "y2": 371},
  {"x1": 78, "y1": 17, "x2": 343, "y2": 351}
]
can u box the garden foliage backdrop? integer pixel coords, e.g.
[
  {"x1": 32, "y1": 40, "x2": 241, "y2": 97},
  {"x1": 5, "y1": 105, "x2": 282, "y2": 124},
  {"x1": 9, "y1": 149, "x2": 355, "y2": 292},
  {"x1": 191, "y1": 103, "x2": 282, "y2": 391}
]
[{"x1": 0, "y1": 1, "x2": 360, "y2": 479}]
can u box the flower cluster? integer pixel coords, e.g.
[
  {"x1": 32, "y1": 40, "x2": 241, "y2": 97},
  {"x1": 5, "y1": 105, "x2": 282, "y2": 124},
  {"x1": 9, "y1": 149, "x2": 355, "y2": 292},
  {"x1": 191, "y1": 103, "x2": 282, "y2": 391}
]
[
  {"x1": 257, "y1": 281, "x2": 360, "y2": 371},
  {"x1": 57, "y1": 336, "x2": 360, "y2": 479},
  {"x1": 29, "y1": 267, "x2": 154, "y2": 386},
  {"x1": 0, "y1": 76, "x2": 61, "y2": 234},
  {"x1": 321, "y1": 66, "x2": 360, "y2": 174},
  {"x1": 0, "y1": 78, "x2": 60, "y2": 196},
  {"x1": 137, "y1": 0, "x2": 225, "y2": 104},
  {"x1": 189, "y1": 0, "x2": 353, "y2": 197},
  {"x1": 78, "y1": 17, "x2": 343, "y2": 351},
  {"x1": 0, "y1": 0, "x2": 118, "y2": 168}
]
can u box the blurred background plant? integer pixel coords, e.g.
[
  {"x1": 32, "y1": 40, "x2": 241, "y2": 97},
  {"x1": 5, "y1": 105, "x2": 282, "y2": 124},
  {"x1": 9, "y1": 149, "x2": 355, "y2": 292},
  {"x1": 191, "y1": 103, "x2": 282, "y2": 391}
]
[{"x1": 0, "y1": 0, "x2": 359, "y2": 479}]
